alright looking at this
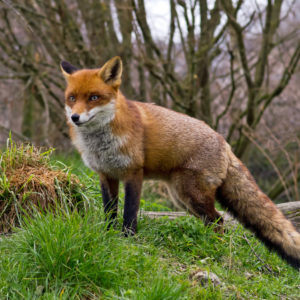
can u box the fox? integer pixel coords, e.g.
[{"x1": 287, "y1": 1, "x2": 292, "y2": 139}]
[{"x1": 60, "y1": 56, "x2": 300, "y2": 270}]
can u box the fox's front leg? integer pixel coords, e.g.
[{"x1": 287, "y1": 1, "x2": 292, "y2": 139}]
[
  {"x1": 123, "y1": 169, "x2": 143, "y2": 236},
  {"x1": 99, "y1": 174, "x2": 119, "y2": 227}
]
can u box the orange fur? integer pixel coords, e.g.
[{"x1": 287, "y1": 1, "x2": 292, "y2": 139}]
[{"x1": 61, "y1": 57, "x2": 300, "y2": 269}]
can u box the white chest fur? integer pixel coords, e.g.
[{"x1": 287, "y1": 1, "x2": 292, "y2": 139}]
[{"x1": 72, "y1": 124, "x2": 131, "y2": 175}]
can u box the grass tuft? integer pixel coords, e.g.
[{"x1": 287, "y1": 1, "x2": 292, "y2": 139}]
[
  {"x1": 0, "y1": 210, "x2": 189, "y2": 299},
  {"x1": 0, "y1": 138, "x2": 84, "y2": 233}
]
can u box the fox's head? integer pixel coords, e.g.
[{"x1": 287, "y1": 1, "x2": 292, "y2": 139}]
[{"x1": 60, "y1": 56, "x2": 122, "y2": 127}]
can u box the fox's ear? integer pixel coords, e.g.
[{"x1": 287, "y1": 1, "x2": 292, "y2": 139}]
[
  {"x1": 60, "y1": 61, "x2": 78, "y2": 79},
  {"x1": 99, "y1": 56, "x2": 123, "y2": 88}
]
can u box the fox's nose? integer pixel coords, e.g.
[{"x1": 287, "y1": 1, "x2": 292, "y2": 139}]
[{"x1": 71, "y1": 114, "x2": 80, "y2": 123}]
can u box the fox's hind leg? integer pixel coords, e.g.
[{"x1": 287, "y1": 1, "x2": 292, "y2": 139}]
[{"x1": 169, "y1": 171, "x2": 223, "y2": 232}]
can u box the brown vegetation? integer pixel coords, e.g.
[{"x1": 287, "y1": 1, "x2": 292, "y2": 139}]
[{"x1": 0, "y1": 142, "x2": 82, "y2": 233}]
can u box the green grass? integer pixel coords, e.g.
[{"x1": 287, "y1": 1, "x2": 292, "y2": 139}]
[{"x1": 0, "y1": 150, "x2": 299, "y2": 299}]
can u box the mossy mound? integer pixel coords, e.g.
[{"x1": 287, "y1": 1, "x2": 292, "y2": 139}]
[{"x1": 0, "y1": 139, "x2": 84, "y2": 233}]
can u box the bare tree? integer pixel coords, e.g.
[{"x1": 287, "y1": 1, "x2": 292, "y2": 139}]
[
  {"x1": 221, "y1": 0, "x2": 300, "y2": 158},
  {"x1": 0, "y1": 0, "x2": 299, "y2": 200},
  {"x1": 132, "y1": 0, "x2": 300, "y2": 156},
  {"x1": 0, "y1": 0, "x2": 135, "y2": 143}
]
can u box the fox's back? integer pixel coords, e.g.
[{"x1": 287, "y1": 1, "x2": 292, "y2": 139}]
[{"x1": 134, "y1": 102, "x2": 229, "y2": 178}]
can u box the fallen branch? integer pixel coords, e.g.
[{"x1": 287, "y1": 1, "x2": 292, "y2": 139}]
[{"x1": 141, "y1": 201, "x2": 300, "y2": 231}]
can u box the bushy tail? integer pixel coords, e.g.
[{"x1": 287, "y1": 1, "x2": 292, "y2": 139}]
[{"x1": 217, "y1": 150, "x2": 300, "y2": 269}]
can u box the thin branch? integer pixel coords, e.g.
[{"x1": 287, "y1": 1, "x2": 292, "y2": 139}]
[
  {"x1": 242, "y1": 234, "x2": 275, "y2": 274},
  {"x1": 242, "y1": 126, "x2": 292, "y2": 201},
  {"x1": 253, "y1": 40, "x2": 300, "y2": 127},
  {"x1": 215, "y1": 49, "x2": 236, "y2": 129},
  {"x1": 0, "y1": 125, "x2": 29, "y2": 141}
]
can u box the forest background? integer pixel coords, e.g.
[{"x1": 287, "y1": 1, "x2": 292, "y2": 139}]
[{"x1": 0, "y1": 0, "x2": 299, "y2": 204}]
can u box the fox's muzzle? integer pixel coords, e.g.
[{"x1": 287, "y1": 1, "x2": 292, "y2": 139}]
[{"x1": 71, "y1": 114, "x2": 80, "y2": 124}]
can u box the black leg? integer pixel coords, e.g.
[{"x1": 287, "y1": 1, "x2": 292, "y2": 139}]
[
  {"x1": 123, "y1": 170, "x2": 143, "y2": 236},
  {"x1": 100, "y1": 175, "x2": 119, "y2": 227}
]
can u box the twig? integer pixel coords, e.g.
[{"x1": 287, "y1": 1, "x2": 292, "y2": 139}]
[
  {"x1": 215, "y1": 48, "x2": 236, "y2": 130},
  {"x1": 241, "y1": 126, "x2": 292, "y2": 202},
  {"x1": 35, "y1": 79, "x2": 50, "y2": 146},
  {"x1": 242, "y1": 233, "x2": 275, "y2": 274},
  {"x1": 0, "y1": 125, "x2": 29, "y2": 141}
]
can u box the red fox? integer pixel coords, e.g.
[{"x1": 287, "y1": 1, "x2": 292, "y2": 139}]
[{"x1": 61, "y1": 56, "x2": 300, "y2": 269}]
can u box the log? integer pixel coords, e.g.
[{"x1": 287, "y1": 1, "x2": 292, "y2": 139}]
[
  {"x1": 141, "y1": 201, "x2": 300, "y2": 231},
  {"x1": 277, "y1": 202, "x2": 300, "y2": 230}
]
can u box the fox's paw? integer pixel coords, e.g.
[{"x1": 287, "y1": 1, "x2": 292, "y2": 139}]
[{"x1": 122, "y1": 226, "x2": 136, "y2": 237}]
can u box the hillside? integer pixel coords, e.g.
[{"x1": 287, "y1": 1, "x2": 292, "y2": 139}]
[{"x1": 0, "y1": 148, "x2": 299, "y2": 299}]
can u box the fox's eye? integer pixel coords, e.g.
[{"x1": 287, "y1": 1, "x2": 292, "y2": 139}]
[
  {"x1": 69, "y1": 96, "x2": 76, "y2": 102},
  {"x1": 89, "y1": 95, "x2": 99, "y2": 101}
]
